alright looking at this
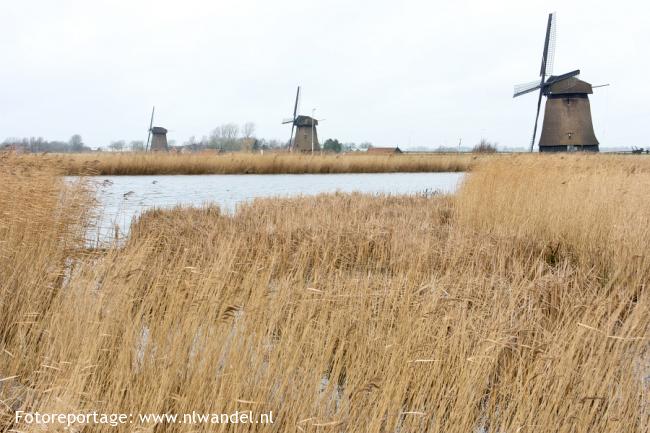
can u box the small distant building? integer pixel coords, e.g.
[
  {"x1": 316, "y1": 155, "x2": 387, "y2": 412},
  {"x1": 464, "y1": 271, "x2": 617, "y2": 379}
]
[
  {"x1": 150, "y1": 127, "x2": 169, "y2": 152},
  {"x1": 366, "y1": 146, "x2": 403, "y2": 155}
]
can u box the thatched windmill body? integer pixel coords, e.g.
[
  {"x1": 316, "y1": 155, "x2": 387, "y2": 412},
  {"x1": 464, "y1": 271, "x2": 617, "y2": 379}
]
[
  {"x1": 282, "y1": 86, "x2": 320, "y2": 152},
  {"x1": 145, "y1": 106, "x2": 169, "y2": 152},
  {"x1": 514, "y1": 13, "x2": 601, "y2": 152}
]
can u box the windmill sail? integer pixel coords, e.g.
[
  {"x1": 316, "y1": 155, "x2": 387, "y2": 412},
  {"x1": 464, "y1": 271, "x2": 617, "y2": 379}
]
[
  {"x1": 542, "y1": 13, "x2": 556, "y2": 77},
  {"x1": 514, "y1": 80, "x2": 542, "y2": 98},
  {"x1": 540, "y1": 13, "x2": 556, "y2": 78},
  {"x1": 145, "y1": 106, "x2": 155, "y2": 151},
  {"x1": 530, "y1": 90, "x2": 544, "y2": 152},
  {"x1": 527, "y1": 13, "x2": 556, "y2": 151},
  {"x1": 287, "y1": 86, "x2": 300, "y2": 150}
]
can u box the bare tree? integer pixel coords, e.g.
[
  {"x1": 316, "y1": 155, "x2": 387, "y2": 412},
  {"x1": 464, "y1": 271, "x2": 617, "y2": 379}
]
[
  {"x1": 129, "y1": 140, "x2": 145, "y2": 152},
  {"x1": 210, "y1": 127, "x2": 222, "y2": 140},
  {"x1": 209, "y1": 123, "x2": 240, "y2": 151},
  {"x1": 242, "y1": 122, "x2": 256, "y2": 139},
  {"x1": 69, "y1": 134, "x2": 84, "y2": 152},
  {"x1": 109, "y1": 140, "x2": 125, "y2": 152},
  {"x1": 221, "y1": 123, "x2": 239, "y2": 141},
  {"x1": 472, "y1": 138, "x2": 498, "y2": 153}
]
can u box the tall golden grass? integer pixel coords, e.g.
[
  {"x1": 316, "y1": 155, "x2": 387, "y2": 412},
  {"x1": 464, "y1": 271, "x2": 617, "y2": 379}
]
[
  {"x1": 49, "y1": 152, "x2": 477, "y2": 175},
  {"x1": 1, "y1": 153, "x2": 648, "y2": 432}
]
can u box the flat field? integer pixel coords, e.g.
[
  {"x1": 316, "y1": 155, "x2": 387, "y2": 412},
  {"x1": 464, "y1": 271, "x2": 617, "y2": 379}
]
[{"x1": 0, "y1": 153, "x2": 648, "y2": 432}]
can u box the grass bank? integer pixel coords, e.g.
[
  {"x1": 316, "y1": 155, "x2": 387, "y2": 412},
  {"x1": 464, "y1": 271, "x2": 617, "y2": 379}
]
[
  {"x1": 0, "y1": 154, "x2": 648, "y2": 432},
  {"x1": 50, "y1": 152, "x2": 478, "y2": 175}
]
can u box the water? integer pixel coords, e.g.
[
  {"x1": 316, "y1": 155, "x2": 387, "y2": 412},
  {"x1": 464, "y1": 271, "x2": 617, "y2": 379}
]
[{"x1": 80, "y1": 172, "x2": 464, "y2": 241}]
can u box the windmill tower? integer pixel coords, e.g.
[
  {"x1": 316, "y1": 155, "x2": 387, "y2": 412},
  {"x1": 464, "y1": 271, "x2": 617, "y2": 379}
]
[
  {"x1": 282, "y1": 86, "x2": 320, "y2": 152},
  {"x1": 145, "y1": 106, "x2": 169, "y2": 152},
  {"x1": 513, "y1": 13, "x2": 600, "y2": 152}
]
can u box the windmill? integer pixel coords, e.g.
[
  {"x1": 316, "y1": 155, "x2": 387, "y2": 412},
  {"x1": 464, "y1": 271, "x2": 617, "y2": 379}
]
[
  {"x1": 282, "y1": 86, "x2": 321, "y2": 152},
  {"x1": 145, "y1": 106, "x2": 169, "y2": 152},
  {"x1": 513, "y1": 13, "x2": 600, "y2": 152}
]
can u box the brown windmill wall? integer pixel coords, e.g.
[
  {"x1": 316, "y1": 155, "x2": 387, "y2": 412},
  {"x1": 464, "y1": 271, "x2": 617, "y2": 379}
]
[
  {"x1": 538, "y1": 95, "x2": 599, "y2": 151},
  {"x1": 150, "y1": 133, "x2": 169, "y2": 152},
  {"x1": 293, "y1": 125, "x2": 319, "y2": 152}
]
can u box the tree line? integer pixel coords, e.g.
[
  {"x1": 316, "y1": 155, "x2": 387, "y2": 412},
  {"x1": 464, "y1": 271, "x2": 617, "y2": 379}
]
[
  {"x1": 1, "y1": 135, "x2": 93, "y2": 153},
  {"x1": 1, "y1": 122, "x2": 376, "y2": 154}
]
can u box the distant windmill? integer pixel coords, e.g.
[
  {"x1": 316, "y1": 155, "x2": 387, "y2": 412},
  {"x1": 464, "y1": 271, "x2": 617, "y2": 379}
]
[
  {"x1": 513, "y1": 13, "x2": 601, "y2": 152},
  {"x1": 145, "y1": 106, "x2": 169, "y2": 152},
  {"x1": 282, "y1": 86, "x2": 321, "y2": 152}
]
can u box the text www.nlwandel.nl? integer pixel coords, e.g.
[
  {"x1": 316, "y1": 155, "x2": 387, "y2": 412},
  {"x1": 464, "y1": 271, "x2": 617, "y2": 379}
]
[{"x1": 15, "y1": 410, "x2": 274, "y2": 427}]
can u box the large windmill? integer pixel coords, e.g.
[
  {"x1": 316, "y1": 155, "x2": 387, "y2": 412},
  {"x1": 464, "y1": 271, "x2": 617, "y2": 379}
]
[
  {"x1": 514, "y1": 13, "x2": 600, "y2": 152},
  {"x1": 282, "y1": 86, "x2": 321, "y2": 152},
  {"x1": 145, "y1": 106, "x2": 169, "y2": 152}
]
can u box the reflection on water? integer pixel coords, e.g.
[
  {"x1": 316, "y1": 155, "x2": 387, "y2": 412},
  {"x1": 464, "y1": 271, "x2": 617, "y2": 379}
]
[{"x1": 75, "y1": 172, "x2": 464, "y2": 242}]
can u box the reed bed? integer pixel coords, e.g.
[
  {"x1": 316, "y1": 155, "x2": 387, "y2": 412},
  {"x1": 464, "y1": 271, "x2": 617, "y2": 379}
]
[
  {"x1": 51, "y1": 152, "x2": 478, "y2": 175},
  {"x1": 1, "y1": 154, "x2": 648, "y2": 432}
]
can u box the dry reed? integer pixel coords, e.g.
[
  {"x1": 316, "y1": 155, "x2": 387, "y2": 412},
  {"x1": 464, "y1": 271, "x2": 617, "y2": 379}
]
[
  {"x1": 0, "y1": 153, "x2": 648, "y2": 432},
  {"x1": 48, "y1": 152, "x2": 477, "y2": 175}
]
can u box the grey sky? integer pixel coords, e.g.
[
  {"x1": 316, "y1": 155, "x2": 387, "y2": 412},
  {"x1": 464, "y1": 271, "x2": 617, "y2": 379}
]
[{"x1": 0, "y1": 0, "x2": 646, "y2": 149}]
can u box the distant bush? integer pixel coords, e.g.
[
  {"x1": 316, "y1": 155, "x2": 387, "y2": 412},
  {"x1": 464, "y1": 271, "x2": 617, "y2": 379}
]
[
  {"x1": 472, "y1": 138, "x2": 498, "y2": 153},
  {"x1": 323, "y1": 138, "x2": 343, "y2": 153}
]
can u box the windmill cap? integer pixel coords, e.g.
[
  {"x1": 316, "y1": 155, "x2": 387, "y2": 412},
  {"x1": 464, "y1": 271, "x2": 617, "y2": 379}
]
[
  {"x1": 294, "y1": 115, "x2": 318, "y2": 126},
  {"x1": 151, "y1": 126, "x2": 168, "y2": 134},
  {"x1": 545, "y1": 77, "x2": 593, "y2": 95}
]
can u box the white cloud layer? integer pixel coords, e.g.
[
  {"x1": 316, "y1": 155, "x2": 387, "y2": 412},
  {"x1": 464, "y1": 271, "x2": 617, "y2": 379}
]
[{"x1": 0, "y1": 0, "x2": 646, "y2": 149}]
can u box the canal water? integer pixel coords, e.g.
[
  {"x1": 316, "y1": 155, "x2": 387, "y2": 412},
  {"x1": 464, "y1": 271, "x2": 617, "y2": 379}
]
[{"x1": 80, "y1": 172, "x2": 464, "y2": 241}]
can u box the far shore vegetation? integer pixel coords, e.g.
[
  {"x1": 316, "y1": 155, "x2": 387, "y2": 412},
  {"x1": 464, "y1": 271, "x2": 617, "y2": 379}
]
[
  {"x1": 1, "y1": 121, "x2": 512, "y2": 156},
  {"x1": 49, "y1": 152, "x2": 480, "y2": 176},
  {"x1": 1, "y1": 125, "x2": 506, "y2": 175}
]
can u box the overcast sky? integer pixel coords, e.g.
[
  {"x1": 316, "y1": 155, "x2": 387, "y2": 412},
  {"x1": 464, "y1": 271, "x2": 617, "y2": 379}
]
[{"x1": 0, "y1": 0, "x2": 646, "y2": 149}]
